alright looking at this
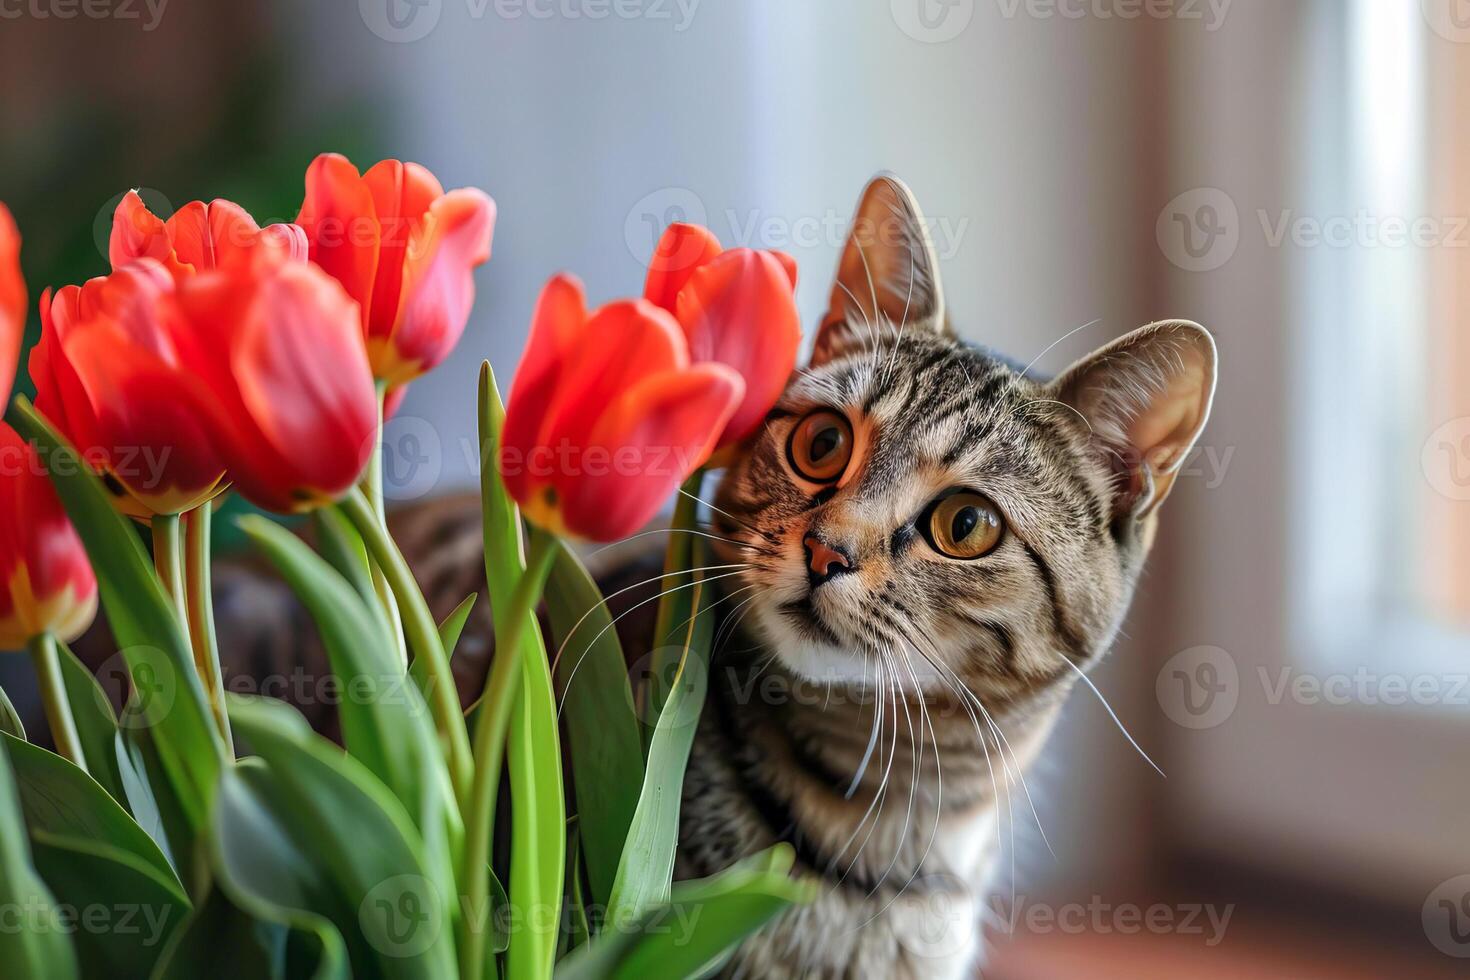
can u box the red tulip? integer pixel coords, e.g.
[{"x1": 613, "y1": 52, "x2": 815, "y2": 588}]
[
  {"x1": 168, "y1": 245, "x2": 378, "y2": 513},
  {"x1": 0, "y1": 422, "x2": 97, "y2": 648},
  {"x1": 0, "y1": 203, "x2": 24, "y2": 408},
  {"x1": 499, "y1": 274, "x2": 743, "y2": 541},
  {"x1": 30, "y1": 261, "x2": 227, "y2": 517},
  {"x1": 643, "y1": 223, "x2": 800, "y2": 449},
  {"x1": 297, "y1": 153, "x2": 496, "y2": 385},
  {"x1": 110, "y1": 190, "x2": 306, "y2": 278}
]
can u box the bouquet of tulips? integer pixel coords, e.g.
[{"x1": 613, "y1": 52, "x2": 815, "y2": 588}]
[{"x1": 0, "y1": 157, "x2": 812, "y2": 979}]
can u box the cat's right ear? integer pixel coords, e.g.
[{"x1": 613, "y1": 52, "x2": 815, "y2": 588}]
[{"x1": 812, "y1": 173, "x2": 946, "y2": 367}]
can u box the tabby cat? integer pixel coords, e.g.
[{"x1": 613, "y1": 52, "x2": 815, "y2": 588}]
[{"x1": 201, "y1": 175, "x2": 1217, "y2": 978}]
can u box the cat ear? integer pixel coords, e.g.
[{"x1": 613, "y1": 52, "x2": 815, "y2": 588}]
[
  {"x1": 1050, "y1": 320, "x2": 1218, "y2": 518},
  {"x1": 811, "y1": 173, "x2": 946, "y2": 366}
]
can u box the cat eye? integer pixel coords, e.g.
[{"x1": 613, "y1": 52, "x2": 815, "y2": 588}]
[
  {"x1": 923, "y1": 490, "x2": 1005, "y2": 560},
  {"x1": 787, "y1": 409, "x2": 854, "y2": 483}
]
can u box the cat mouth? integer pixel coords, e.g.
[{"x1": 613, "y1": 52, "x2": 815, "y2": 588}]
[{"x1": 780, "y1": 595, "x2": 846, "y2": 647}]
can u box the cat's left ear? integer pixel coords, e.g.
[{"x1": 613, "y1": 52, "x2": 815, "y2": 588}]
[
  {"x1": 1050, "y1": 320, "x2": 1218, "y2": 518},
  {"x1": 812, "y1": 173, "x2": 947, "y2": 366}
]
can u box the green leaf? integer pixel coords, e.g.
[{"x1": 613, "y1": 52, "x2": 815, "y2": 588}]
[
  {"x1": 0, "y1": 733, "x2": 79, "y2": 979},
  {"x1": 203, "y1": 760, "x2": 354, "y2": 980},
  {"x1": 0, "y1": 684, "x2": 25, "y2": 739},
  {"x1": 1, "y1": 732, "x2": 179, "y2": 889},
  {"x1": 226, "y1": 694, "x2": 459, "y2": 979},
  {"x1": 641, "y1": 476, "x2": 701, "y2": 733},
  {"x1": 8, "y1": 399, "x2": 222, "y2": 847},
  {"x1": 406, "y1": 592, "x2": 478, "y2": 698},
  {"x1": 151, "y1": 884, "x2": 343, "y2": 980},
  {"x1": 118, "y1": 725, "x2": 187, "y2": 880},
  {"x1": 554, "y1": 845, "x2": 815, "y2": 980},
  {"x1": 28, "y1": 829, "x2": 188, "y2": 977},
  {"x1": 558, "y1": 824, "x2": 590, "y2": 960},
  {"x1": 237, "y1": 515, "x2": 460, "y2": 892},
  {"x1": 54, "y1": 640, "x2": 128, "y2": 805},
  {"x1": 477, "y1": 363, "x2": 565, "y2": 980},
  {"x1": 605, "y1": 542, "x2": 716, "y2": 927},
  {"x1": 438, "y1": 593, "x2": 478, "y2": 659},
  {"x1": 311, "y1": 508, "x2": 383, "y2": 629},
  {"x1": 545, "y1": 546, "x2": 644, "y2": 912}
]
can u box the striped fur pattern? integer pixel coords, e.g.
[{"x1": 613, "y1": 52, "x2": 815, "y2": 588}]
[{"x1": 674, "y1": 176, "x2": 1217, "y2": 978}]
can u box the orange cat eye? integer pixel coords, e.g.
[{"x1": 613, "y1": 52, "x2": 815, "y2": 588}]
[
  {"x1": 787, "y1": 408, "x2": 854, "y2": 483},
  {"x1": 924, "y1": 490, "x2": 1005, "y2": 560}
]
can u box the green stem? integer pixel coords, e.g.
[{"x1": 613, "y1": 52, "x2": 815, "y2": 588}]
[
  {"x1": 26, "y1": 633, "x2": 86, "y2": 771},
  {"x1": 184, "y1": 505, "x2": 232, "y2": 750},
  {"x1": 460, "y1": 525, "x2": 556, "y2": 980},
  {"x1": 338, "y1": 487, "x2": 471, "y2": 804},
  {"x1": 151, "y1": 513, "x2": 189, "y2": 631},
  {"x1": 643, "y1": 470, "x2": 704, "y2": 725},
  {"x1": 363, "y1": 382, "x2": 407, "y2": 666}
]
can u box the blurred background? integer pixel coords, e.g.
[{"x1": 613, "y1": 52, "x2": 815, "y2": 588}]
[{"x1": 2, "y1": 0, "x2": 1468, "y2": 976}]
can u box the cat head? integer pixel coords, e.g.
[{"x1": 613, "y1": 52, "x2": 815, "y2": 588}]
[{"x1": 712, "y1": 174, "x2": 1216, "y2": 699}]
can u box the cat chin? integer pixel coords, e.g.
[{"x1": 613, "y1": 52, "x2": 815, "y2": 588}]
[{"x1": 750, "y1": 606, "x2": 948, "y2": 692}]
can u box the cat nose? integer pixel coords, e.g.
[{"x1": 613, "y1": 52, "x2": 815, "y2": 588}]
[{"x1": 804, "y1": 535, "x2": 854, "y2": 585}]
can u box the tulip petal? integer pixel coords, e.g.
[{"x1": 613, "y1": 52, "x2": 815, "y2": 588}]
[
  {"x1": 541, "y1": 298, "x2": 688, "y2": 454},
  {"x1": 228, "y1": 263, "x2": 377, "y2": 508},
  {"x1": 555, "y1": 364, "x2": 743, "y2": 541},
  {"x1": 376, "y1": 187, "x2": 496, "y2": 384},
  {"x1": 642, "y1": 222, "x2": 722, "y2": 314},
  {"x1": 362, "y1": 159, "x2": 445, "y2": 344},
  {"x1": 674, "y1": 249, "x2": 801, "y2": 446},
  {"x1": 297, "y1": 153, "x2": 380, "y2": 333},
  {"x1": 31, "y1": 288, "x2": 104, "y2": 465},
  {"x1": 0, "y1": 203, "x2": 23, "y2": 408},
  {"x1": 59, "y1": 317, "x2": 226, "y2": 514},
  {"x1": 499, "y1": 273, "x2": 588, "y2": 504},
  {"x1": 109, "y1": 191, "x2": 192, "y2": 278}
]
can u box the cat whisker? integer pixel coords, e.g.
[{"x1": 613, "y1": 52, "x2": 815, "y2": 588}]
[
  {"x1": 829, "y1": 651, "x2": 899, "y2": 889},
  {"x1": 553, "y1": 567, "x2": 751, "y2": 717},
  {"x1": 1020, "y1": 317, "x2": 1101, "y2": 379},
  {"x1": 1055, "y1": 652, "x2": 1166, "y2": 779},
  {"x1": 677, "y1": 488, "x2": 779, "y2": 544},
  {"x1": 584, "y1": 526, "x2": 757, "y2": 558},
  {"x1": 548, "y1": 562, "x2": 751, "y2": 676}
]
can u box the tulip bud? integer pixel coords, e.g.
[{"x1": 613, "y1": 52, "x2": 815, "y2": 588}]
[
  {"x1": 30, "y1": 261, "x2": 228, "y2": 517},
  {"x1": 643, "y1": 224, "x2": 800, "y2": 450},
  {"x1": 169, "y1": 247, "x2": 378, "y2": 513},
  {"x1": 297, "y1": 154, "x2": 496, "y2": 386},
  {"x1": 499, "y1": 274, "x2": 743, "y2": 541},
  {"x1": 0, "y1": 422, "x2": 97, "y2": 648}
]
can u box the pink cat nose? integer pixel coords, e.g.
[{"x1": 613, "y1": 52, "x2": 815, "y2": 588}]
[{"x1": 804, "y1": 535, "x2": 853, "y2": 584}]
